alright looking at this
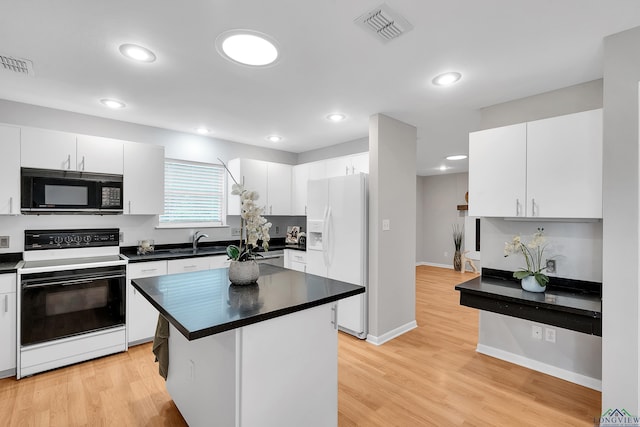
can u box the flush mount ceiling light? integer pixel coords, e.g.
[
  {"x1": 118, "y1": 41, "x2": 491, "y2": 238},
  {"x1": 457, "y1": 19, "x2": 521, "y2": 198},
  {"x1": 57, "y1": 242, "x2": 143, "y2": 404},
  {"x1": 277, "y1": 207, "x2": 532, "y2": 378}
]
[
  {"x1": 196, "y1": 127, "x2": 210, "y2": 135},
  {"x1": 327, "y1": 113, "x2": 346, "y2": 122},
  {"x1": 119, "y1": 44, "x2": 156, "y2": 63},
  {"x1": 446, "y1": 154, "x2": 468, "y2": 160},
  {"x1": 432, "y1": 72, "x2": 462, "y2": 86},
  {"x1": 216, "y1": 30, "x2": 279, "y2": 67},
  {"x1": 267, "y1": 135, "x2": 282, "y2": 143},
  {"x1": 100, "y1": 98, "x2": 126, "y2": 109}
]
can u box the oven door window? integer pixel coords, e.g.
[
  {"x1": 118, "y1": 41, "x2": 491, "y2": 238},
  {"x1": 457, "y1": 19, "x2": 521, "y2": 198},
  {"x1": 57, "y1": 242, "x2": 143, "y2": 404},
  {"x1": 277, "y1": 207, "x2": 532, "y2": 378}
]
[{"x1": 21, "y1": 267, "x2": 125, "y2": 346}]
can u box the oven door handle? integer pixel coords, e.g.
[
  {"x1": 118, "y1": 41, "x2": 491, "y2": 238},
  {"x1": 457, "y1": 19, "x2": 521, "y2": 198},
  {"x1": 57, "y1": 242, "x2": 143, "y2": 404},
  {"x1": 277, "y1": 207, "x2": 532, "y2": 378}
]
[{"x1": 22, "y1": 274, "x2": 125, "y2": 289}]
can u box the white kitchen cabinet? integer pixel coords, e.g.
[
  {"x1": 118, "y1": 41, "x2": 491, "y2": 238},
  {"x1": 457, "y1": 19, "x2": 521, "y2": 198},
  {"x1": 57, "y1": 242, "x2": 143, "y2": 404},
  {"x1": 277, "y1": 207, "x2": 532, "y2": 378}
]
[
  {"x1": 123, "y1": 142, "x2": 165, "y2": 215},
  {"x1": 526, "y1": 109, "x2": 602, "y2": 218},
  {"x1": 227, "y1": 159, "x2": 292, "y2": 216},
  {"x1": 0, "y1": 125, "x2": 20, "y2": 215},
  {"x1": 284, "y1": 249, "x2": 307, "y2": 272},
  {"x1": 0, "y1": 273, "x2": 16, "y2": 377},
  {"x1": 21, "y1": 127, "x2": 77, "y2": 171},
  {"x1": 468, "y1": 123, "x2": 527, "y2": 217},
  {"x1": 209, "y1": 255, "x2": 230, "y2": 270},
  {"x1": 267, "y1": 162, "x2": 292, "y2": 215},
  {"x1": 168, "y1": 256, "x2": 214, "y2": 274},
  {"x1": 127, "y1": 261, "x2": 168, "y2": 345},
  {"x1": 350, "y1": 152, "x2": 369, "y2": 174},
  {"x1": 325, "y1": 153, "x2": 369, "y2": 178},
  {"x1": 468, "y1": 109, "x2": 602, "y2": 219},
  {"x1": 292, "y1": 164, "x2": 309, "y2": 216},
  {"x1": 76, "y1": 135, "x2": 124, "y2": 175}
]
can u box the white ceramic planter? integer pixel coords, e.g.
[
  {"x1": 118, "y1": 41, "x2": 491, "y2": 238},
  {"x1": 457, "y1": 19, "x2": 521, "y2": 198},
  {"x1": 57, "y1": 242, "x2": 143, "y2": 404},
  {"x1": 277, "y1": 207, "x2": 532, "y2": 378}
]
[{"x1": 521, "y1": 275, "x2": 546, "y2": 293}]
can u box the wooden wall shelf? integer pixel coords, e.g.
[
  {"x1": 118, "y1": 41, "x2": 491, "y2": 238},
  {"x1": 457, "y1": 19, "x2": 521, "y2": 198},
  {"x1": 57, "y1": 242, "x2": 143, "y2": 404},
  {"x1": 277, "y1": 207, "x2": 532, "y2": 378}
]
[{"x1": 457, "y1": 204, "x2": 468, "y2": 211}]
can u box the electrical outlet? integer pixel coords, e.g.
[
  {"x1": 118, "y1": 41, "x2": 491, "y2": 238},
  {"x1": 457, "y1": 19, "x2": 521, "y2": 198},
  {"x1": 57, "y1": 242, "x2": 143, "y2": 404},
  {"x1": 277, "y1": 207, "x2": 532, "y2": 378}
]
[
  {"x1": 531, "y1": 325, "x2": 543, "y2": 340},
  {"x1": 544, "y1": 327, "x2": 556, "y2": 343},
  {"x1": 444, "y1": 251, "x2": 449, "y2": 258},
  {"x1": 382, "y1": 219, "x2": 390, "y2": 231},
  {"x1": 119, "y1": 232, "x2": 124, "y2": 243},
  {"x1": 0, "y1": 236, "x2": 9, "y2": 248},
  {"x1": 275, "y1": 225, "x2": 280, "y2": 234},
  {"x1": 231, "y1": 228, "x2": 241, "y2": 237},
  {"x1": 546, "y1": 259, "x2": 556, "y2": 274}
]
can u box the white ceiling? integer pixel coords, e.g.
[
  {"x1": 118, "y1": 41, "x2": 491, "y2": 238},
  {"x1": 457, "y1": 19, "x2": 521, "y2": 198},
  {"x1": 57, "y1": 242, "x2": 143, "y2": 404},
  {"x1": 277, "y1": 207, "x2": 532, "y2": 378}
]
[{"x1": 1, "y1": 1, "x2": 639, "y2": 175}]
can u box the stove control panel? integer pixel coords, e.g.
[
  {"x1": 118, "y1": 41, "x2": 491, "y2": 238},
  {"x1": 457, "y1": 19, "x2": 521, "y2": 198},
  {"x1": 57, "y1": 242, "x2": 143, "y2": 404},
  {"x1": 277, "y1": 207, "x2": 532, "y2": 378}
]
[{"x1": 25, "y1": 229, "x2": 120, "y2": 250}]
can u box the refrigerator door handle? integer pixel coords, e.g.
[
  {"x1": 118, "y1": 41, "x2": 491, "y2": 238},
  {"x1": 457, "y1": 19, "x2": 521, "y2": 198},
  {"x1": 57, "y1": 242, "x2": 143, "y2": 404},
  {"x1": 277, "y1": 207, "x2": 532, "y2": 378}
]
[{"x1": 323, "y1": 206, "x2": 331, "y2": 268}]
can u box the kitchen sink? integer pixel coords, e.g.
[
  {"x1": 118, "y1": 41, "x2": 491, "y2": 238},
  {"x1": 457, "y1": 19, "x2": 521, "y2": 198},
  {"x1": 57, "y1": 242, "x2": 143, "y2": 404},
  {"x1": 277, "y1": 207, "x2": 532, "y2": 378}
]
[{"x1": 154, "y1": 246, "x2": 228, "y2": 256}]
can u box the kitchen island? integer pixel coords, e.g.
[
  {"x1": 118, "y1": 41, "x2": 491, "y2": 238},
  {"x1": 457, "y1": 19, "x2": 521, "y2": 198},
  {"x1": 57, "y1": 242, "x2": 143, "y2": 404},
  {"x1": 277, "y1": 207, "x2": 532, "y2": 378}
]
[{"x1": 131, "y1": 264, "x2": 364, "y2": 427}]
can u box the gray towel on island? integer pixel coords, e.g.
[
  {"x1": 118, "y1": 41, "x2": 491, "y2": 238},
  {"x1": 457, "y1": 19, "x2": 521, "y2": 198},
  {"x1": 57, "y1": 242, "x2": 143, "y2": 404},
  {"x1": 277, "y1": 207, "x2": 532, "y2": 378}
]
[{"x1": 152, "y1": 314, "x2": 170, "y2": 380}]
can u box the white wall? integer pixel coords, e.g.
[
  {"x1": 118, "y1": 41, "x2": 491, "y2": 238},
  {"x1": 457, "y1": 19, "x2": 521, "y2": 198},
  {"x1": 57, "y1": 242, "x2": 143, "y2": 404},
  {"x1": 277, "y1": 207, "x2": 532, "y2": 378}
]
[
  {"x1": 296, "y1": 137, "x2": 368, "y2": 164},
  {"x1": 416, "y1": 173, "x2": 468, "y2": 266},
  {"x1": 368, "y1": 114, "x2": 417, "y2": 344},
  {"x1": 602, "y1": 25, "x2": 640, "y2": 413},
  {"x1": 473, "y1": 79, "x2": 604, "y2": 390}
]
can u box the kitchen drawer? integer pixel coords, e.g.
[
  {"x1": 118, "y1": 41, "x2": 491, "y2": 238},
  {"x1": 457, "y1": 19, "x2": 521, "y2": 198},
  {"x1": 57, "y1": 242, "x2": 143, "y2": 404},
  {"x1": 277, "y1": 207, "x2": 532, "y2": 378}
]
[
  {"x1": 128, "y1": 261, "x2": 168, "y2": 279},
  {"x1": 167, "y1": 257, "x2": 212, "y2": 274},
  {"x1": 289, "y1": 252, "x2": 306, "y2": 264},
  {"x1": 290, "y1": 261, "x2": 306, "y2": 273},
  {"x1": 0, "y1": 273, "x2": 16, "y2": 294},
  {"x1": 209, "y1": 255, "x2": 230, "y2": 270}
]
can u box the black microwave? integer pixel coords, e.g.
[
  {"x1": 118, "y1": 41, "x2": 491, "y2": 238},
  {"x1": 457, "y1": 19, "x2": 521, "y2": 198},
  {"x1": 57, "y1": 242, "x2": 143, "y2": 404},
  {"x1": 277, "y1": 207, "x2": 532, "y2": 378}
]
[{"x1": 21, "y1": 168, "x2": 123, "y2": 214}]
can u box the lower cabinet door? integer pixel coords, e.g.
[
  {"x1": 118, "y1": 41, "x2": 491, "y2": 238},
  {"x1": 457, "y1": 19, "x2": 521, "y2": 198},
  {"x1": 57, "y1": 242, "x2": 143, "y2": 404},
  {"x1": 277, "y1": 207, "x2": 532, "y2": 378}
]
[{"x1": 0, "y1": 291, "x2": 16, "y2": 375}]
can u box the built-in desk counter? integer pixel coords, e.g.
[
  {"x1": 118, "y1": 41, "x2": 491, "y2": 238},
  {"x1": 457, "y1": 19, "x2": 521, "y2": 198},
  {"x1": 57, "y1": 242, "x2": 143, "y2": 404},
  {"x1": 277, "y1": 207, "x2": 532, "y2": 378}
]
[{"x1": 455, "y1": 269, "x2": 601, "y2": 336}]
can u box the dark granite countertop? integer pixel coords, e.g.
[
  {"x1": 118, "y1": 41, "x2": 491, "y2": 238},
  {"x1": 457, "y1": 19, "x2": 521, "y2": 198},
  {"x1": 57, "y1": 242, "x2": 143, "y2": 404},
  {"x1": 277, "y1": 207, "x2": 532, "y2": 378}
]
[
  {"x1": 455, "y1": 275, "x2": 601, "y2": 317},
  {"x1": 122, "y1": 237, "x2": 305, "y2": 263},
  {"x1": 131, "y1": 264, "x2": 363, "y2": 340},
  {"x1": 0, "y1": 253, "x2": 24, "y2": 273}
]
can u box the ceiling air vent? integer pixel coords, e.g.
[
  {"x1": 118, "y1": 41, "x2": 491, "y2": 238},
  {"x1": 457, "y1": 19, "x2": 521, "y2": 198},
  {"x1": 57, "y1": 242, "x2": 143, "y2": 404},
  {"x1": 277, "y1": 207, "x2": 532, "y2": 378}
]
[
  {"x1": 0, "y1": 55, "x2": 34, "y2": 76},
  {"x1": 355, "y1": 3, "x2": 413, "y2": 43}
]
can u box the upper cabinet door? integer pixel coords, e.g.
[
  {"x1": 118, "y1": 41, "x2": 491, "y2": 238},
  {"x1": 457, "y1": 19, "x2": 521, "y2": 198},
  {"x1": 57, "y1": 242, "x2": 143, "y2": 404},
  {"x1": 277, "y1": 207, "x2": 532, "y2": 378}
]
[
  {"x1": 468, "y1": 123, "x2": 527, "y2": 217},
  {"x1": 526, "y1": 109, "x2": 602, "y2": 218},
  {"x1": 0, "y1": 125, "x2": 20, "y2": 215},
  {"x1": 76, "y1": 135, "x2": 124, "y2": 175},
  {"x1": 267, "y1": 162, "x2": 292, "y2": 215},
  {"x1": 21, "y1": 127, "x2": 76, "y2": 171},
  {"x1": 123, "y1": 142, "x2": 165, "y2": 215},
  {"x1": 227, "y1": 159, "x2": 268, "y2": 216},
  {"x1": 350, "y1": 152, "x2": 369, "y2": 174},
  {"x1": 292, "y1": 164, "x2": 309, "y2": 216}
]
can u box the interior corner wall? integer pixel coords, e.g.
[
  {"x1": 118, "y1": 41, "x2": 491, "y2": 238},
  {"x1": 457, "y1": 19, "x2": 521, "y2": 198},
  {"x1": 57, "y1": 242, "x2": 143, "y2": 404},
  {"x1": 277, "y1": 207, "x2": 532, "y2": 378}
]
[
  {"x1": 368, "y1": 114, "x2": 417, "y2": 343},
  {"x1": 295, "y1": 137, "x2": 369, "y2": 164},
  {"x1": 416, "y1": 173, "x2": 468, "y2": 266},
  {"x1": 602, "y1": 25, "x2": 640, "y2": 414}
]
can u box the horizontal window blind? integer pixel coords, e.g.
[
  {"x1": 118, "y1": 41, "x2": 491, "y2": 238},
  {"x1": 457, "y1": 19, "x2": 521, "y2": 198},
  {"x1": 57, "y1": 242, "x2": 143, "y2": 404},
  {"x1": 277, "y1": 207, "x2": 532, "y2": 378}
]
[{"x1": 160, "y1": 159, "x2": 225, "y2": 225}]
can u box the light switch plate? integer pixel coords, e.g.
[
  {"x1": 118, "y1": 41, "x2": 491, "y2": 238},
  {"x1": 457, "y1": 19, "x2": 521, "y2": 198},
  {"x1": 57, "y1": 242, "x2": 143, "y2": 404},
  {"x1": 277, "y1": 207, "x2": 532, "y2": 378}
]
[
  {"x1": 382, "y1": 219, "x2": 390, "y2": 231},
  {"x1": 0, "y1": 236, "x2": 8, "y2": 248}
]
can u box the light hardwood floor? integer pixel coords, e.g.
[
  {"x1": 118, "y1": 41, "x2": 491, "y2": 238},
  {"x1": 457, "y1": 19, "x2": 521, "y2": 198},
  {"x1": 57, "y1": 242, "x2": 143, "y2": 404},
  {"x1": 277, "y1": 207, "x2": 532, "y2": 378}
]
[{"x1": 0, "y1": 266, "x2": 600, "y2": 426}]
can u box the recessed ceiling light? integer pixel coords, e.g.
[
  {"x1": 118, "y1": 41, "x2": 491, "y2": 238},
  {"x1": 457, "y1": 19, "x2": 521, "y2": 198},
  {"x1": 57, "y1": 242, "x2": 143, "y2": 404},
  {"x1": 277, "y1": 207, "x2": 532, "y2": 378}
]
[
  {"x1": 267, "y1": 135, "x2": 282, "y2": 143},
  {"x1": 327, "y1": 113, "x2": 346, "y2": 122},
  {"x1": 119, "y1": 44, "x2": 156, "y2": 63},
  {"x1": 196, "y1": 127, "x2": 210, "y2": 134},
  {"x1": 446, "y1": 154, "x2": 468, "y2": 160},
  {"x1": 438, "y1": 165, "x2": 448, "y2": 171},
  {"x1": 216, "y1": 30, "x2": 279, "y2": 67},
  {"x1": 432, "y1": 72, "x2": 462, "y2": 86},
  {"x1": 100, "y1": 98, "x2": 126, "y2": 109}
]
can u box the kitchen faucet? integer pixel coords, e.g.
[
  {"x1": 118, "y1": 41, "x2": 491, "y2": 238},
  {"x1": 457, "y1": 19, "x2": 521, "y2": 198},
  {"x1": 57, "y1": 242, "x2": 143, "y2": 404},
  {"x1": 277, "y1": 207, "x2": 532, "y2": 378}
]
[{"x1": 193, "y1": 231, "x2": 209, "y2": 251}]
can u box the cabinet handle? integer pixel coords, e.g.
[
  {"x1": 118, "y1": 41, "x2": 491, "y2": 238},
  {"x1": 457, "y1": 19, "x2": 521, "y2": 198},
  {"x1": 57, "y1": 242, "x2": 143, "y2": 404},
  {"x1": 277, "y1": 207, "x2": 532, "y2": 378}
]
[
  {"x1": 351, "y1": 166, "x2": 355, "y2": 174},
  {"x1": 4, "y1": 294, "x2": 8, "y2": 313},
  {"x1": 304, "y1": 205, "x2": 307, "y2": 215},
  {"x1": 270, "y1": 205, "x2": 273, "y2": 215},
  {"x1": 141, "y1": 269, "x2": 157, "y2": 273},
  {"x1": 345, "y1": 166, "x2": 349, "y2": 175},
  {"x1": 516, "y1": 199, "x2": 521, "y2": 216},
  {"x1": 80, "y1": 155, "x2": 85, "y2": 171},
  {"x1": 331, "y1": 304, "x2": 337, "y2": 329},
  {"x1": 67, "y1": 154, "x2": 71, "y2": 170},
  {"x1": 128, "y1": 201, "x2": 132, "y2": 214},
  {"x1": 9, "y1": 197, "x2": 12, "y2": 215},
  {"x1": 184, "y1": 265, "x2": 197, "y2": 269},
  {"x1": 531, "y1": 198, "x2": 536, "y2": 216}
]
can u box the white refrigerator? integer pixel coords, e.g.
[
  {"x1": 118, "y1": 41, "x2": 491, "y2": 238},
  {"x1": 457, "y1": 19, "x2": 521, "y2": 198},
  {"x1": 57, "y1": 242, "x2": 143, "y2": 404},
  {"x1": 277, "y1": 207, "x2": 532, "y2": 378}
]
[{"x1": 306, "y1": 173, "x2": 368, "y2": 339}]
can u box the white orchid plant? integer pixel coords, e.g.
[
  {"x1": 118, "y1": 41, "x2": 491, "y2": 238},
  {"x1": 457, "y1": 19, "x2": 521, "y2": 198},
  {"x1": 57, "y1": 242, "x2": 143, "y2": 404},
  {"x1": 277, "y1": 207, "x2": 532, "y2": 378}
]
[
  {"x1": 219, "y1": 159, "x2": 272, "y2": 262},
  {"x1": 503, "y1": 227, "x2": 550, "y2": 287}
]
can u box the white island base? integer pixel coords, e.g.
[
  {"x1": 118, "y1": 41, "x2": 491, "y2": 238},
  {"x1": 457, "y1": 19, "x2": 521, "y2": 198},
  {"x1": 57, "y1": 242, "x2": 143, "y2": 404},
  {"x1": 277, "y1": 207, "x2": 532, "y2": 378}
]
[{"x1": 166, "y1": 303, "x2": 338, "y2": 427}]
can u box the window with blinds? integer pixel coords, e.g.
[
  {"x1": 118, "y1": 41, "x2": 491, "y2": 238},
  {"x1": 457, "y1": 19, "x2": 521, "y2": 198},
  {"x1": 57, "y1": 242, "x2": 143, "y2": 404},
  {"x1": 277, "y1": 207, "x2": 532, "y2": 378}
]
[{"x1": 159, "y1": 159, "x2": 226, "y2": 226}]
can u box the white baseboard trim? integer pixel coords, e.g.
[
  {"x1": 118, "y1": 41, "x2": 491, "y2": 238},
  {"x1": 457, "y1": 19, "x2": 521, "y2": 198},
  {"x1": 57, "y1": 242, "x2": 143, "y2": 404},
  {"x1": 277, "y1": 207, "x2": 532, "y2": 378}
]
[
  {"x1": 476, "y1": 344, "x2": 602, "y2": 391},
  {"x1": 416, "y1": 262, "x2": 453, "y2": 269},
  {"x1": 366, "y1": 320, "x2": 418, "y2": 346}
]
